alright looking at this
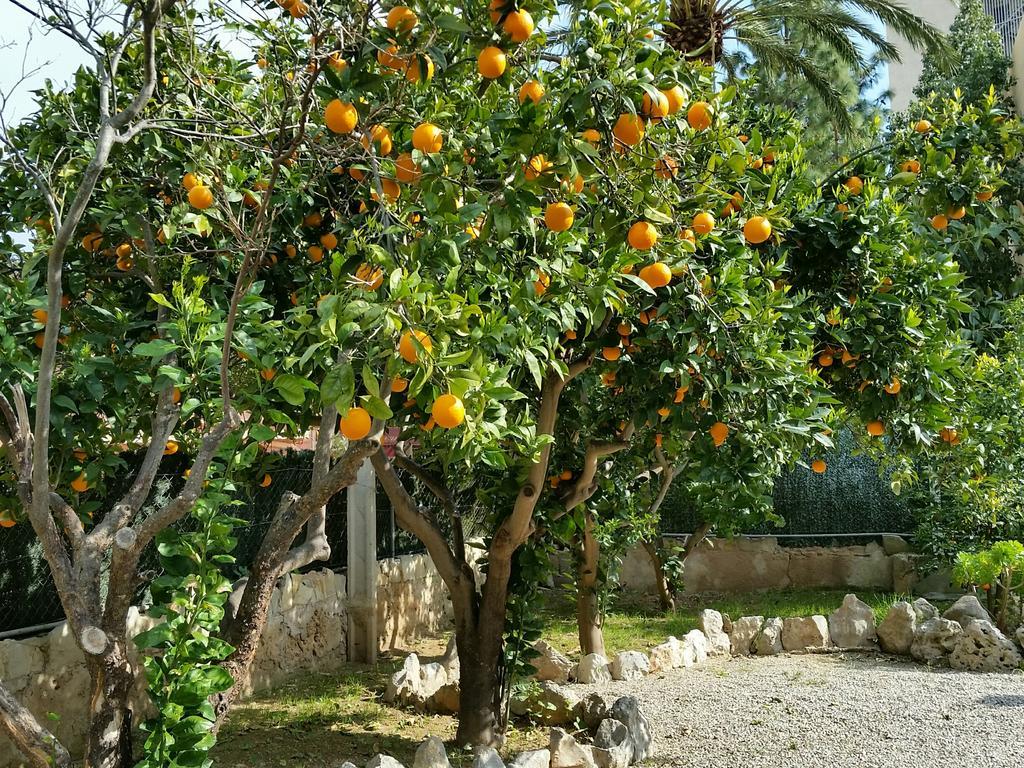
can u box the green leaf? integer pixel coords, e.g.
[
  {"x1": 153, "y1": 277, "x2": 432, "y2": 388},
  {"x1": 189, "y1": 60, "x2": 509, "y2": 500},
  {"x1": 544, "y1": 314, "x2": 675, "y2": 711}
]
[
  {"x1": 361, "y1": 395, "x2": 393, "y2": 419},
  {"x1": 134, "y1": 339, "x2": 178, "y2": 358},
  {"x1": 322, "y1": 363, "x2": 356, "y2": 409},
  {"x1": 274, "y1": 374, "x2": 311, "y2": 406}
]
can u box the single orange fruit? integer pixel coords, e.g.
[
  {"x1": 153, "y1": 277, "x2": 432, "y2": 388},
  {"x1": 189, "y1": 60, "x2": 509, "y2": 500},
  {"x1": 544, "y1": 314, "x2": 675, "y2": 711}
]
[
  {"x1": 930, "y1": 214, "x2": 948, "y2": 231},
  {"x1": 188, "y1": 184, "x2": 214, "y2": 210},
  {"x1": 661, "y1": 85, "x2": 685, "y2": 115},
  {"x1": 405, "y1": 54, "x2": 435, "y2": 83},
  {"x1": 612, "y1": 114, "x2": 645, "y2": 148},
  {"x1": 844, "y1": 176, "x2": 863, "y2": 195},
  {"x1": 395, "y1": 152, "x2": 421, "y2": 183},
  {"x1": 818, "y1": 352, "x2": 833, "y2": 367},
  {"x1": 400, "y1": 329, "x2": 433, "y2": 363},
  {"x1": 709, "y1": 421, "x2": 729, "y2": 447},
  {"x1": 361, "y1": 124, "x2": 393, "y2": 156},
  {"x1": 355, "y1": 263, "x2": 384, "y2": 289},
  {"x1": 884, "y1": 377, "x2": 901, "y2": 395},
  {"x1": 811, "y1": 459, "x2": 827, "y2": 474},
  {"x1": 581, "y1": 128, "x2": 601, "y2": 145},
  {"x1": 692, "y1": 212, "x2": 715, "y2": 236},
  {"x1": 913, "y1": 119, "x2": 932, "y2": 133},
  {"x1": 687, "y1": 101, "x2": 713, "y2": 130},
  {"x1": 325, "y1": 99, "x2": 358, "y2": 134},
  {"x1": 82, "y1": 231, "x2": 104, "y2": 252},
  {"x1": 478, "y1": 46, "x2": 507, "y2": 79},
  {"x1": 259, "y1": 473, "x2": 273, "y2": 487},
  {"x1": 339, "y1": 407, "x2": 372, "y2": 440},
  {"x1": 320, "y1": 232, "x2": 338, "y2": 250},
  {"x1": 743, "y1": 216, "x2": 772, "y2": 244},
  {"x1": 432, "y1": 393, "x2": 466, "y2": 428},
  {"x1": 641, "y1": 91, "x2": 669, "y2": 120},
  {"x1": 534, "y1": 270, "x2": 550, "y2": 296},
  {"x1": 308, "y1": 245, "x2": 324, "y2": 263},
  {"x1": 261, "y1": 367, "x2": 276, "y2": 381},
  {"x1": 545, "y1": 202, "x2": 574, "y2": 232},
  {"x1": 867, "y1": 420, "x2": 885, "y2": 437},
  {"x1": 182, "y1": 172, "x2": 199, "y2": 190},
  {"x1": 386, "y1": 5, "x2": 418, "y2": 33},
  {"x1": 947, "y1": 205, "x2": 966, "y2": 220},
  {"x1": 412, "y1": 122, "x2": 443, "y2": 153},
  {"x1": 503, "y1": 9, "x2": 534, "y2": 42},
  {"x1": 603, "y1": 345, "x2": 622, "y2": 361},
  {"x1": 32, "y1": 308, "x2": 48, "y2": 324},
  {"x1": 518, "y1": 79, "x2": 545, "y2": 105},
  {"x1": 674, "y1": 385, "x2": 688, "y2": 403},
  {"x1": 391, "y1": 376, "x2": 409, "y2": 393},
  {"x1": 71, "y1": 473, "x2": 89, "y2": 493},
  {"x1": 627, "y1": 221, "x2": 658, "y2": 250},
  {"x1": 639, "y1": 262, "x2": 671, "y2": 288},
  {"x1": 163, "y1": 440, "x2": 179, "y2": 456},
  {"x1": 654, "y1": 156, "x2": 678, "y2": 180},
  {"x1": 900, "y1": 159, "x2": 921, "y2": 174},
  {"x1": 976, "y1": 188, "x2": 994, "y2": 202}
]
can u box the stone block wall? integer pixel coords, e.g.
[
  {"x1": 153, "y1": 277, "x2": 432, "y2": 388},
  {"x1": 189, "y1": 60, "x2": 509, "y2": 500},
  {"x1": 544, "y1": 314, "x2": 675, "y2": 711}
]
[
  {"x1": 0, "y1": 553, "x2": 452, "y2": 768},
  {"x1": 619, "y1": 536, "x2": 933, "y2": 594}
]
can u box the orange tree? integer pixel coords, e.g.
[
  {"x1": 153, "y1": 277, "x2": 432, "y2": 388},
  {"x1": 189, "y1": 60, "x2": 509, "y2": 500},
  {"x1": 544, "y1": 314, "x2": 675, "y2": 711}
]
[
  {"x1": 0, "y1": 1, "x2": 404, "y2": 764},
  {"x1": 293, "y1": 0, "x2": 963, "y2": 746}
]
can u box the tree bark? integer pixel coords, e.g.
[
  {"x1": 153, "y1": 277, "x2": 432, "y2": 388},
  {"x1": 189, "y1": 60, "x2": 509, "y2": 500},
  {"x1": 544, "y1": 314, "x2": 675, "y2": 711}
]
[
  {"x1": 0, "y1": 682, "x2": 71, "y2": 768},
  {"x1": 575, "y1": 509, "x2": 605, "y2": 656},
  {"x1": 83, "y1": 644, "x2": 135, "y2": 768},
  {"x1": 642, "y1": 538, "x2": 675, "y2": 612},
  {"x1": 683, "y1": 520, "x2": 713, "y2": 561}
]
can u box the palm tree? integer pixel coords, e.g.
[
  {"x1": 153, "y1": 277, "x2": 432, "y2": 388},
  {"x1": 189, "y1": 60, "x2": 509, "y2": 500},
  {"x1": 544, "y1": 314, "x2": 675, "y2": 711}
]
[{"x1": 664, "y1": 0, "x2": 952, "y2": 133}]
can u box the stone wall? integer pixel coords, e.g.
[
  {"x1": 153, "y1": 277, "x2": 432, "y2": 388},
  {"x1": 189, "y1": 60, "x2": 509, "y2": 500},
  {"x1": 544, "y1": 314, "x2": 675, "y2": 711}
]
[
  {"x1": 0, "y1": 553, "x2": 451, "y2": 768},
  {"x1": 619, "y1": 535, "x2": 938, "y2": 594}
]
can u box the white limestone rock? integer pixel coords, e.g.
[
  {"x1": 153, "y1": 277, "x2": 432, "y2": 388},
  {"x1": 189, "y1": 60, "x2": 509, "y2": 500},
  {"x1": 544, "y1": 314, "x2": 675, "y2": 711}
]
[
  {"x1": 697, "y1": 610, "x2": 731, "y2": 656},
  {"x1": 413, "y1": 737, "x2": 452, "y2": 768},
  {"x1": 367, "y1": 756, "x2": 405, "y2": 768},
  {"x1": 472, "y1": 748, "x2": 506, "y2": 768},
  {"x1": 508, "y1": 750, "x2": 551, "y2": 768},
  {"x1": 877, "y1": 601, "x2": 916, "y2": 655},
  {"x1": 530, "y1": 640, "x2": 574, "y2": 683},
  {"x1": 576, "y1": 653, "x2": 612, "y2": 684},
  {"x1": 550, "y1": 728, "x2": 597, "y2": 768},
  {"x1": 609, "y1": 651, "x2": 649, "y2": 681},
  {"x1": 647, "y1": 637, "x2": 683, "y2": 672},
  {"x1": 781, "y1": 616, "x2": 831, "y2": 652},
  {"x1": 910, "y1": 617, "x2": 963, "y2": 663},
  {"x1": 827, "y1": 594, "x2": 877, "y2": 649},
  {"x1": 682, "y1": 630, "x2": 709, "y2": 666},
  {"x1": 754, "y1": 617, "x2": 784, "y2": 656},
  {"x1": 728, "y1": 616, "x2": 764, "y2": 656},
  {"x1": 942, "y1": 594, "x2": 992, "y2": 629},
  {"x1": 949, "y1": 619, "x2": 1023, "y2": 672}
]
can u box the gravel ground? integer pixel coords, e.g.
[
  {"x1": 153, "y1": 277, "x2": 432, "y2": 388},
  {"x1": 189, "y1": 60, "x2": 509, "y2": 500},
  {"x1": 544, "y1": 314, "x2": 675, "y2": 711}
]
[{"x1": 591, "y1": 652, "x2": 1024, "y2": 768}]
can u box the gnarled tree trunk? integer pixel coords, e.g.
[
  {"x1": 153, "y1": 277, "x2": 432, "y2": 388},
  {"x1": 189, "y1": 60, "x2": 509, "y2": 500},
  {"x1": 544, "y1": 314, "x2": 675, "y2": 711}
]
[{"x1": 575, "y1": 509, "x2": 605, "y2": 657}]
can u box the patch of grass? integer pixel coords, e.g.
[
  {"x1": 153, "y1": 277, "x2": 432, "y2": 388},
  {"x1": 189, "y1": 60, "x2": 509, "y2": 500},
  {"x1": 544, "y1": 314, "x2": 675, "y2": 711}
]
[
  {"x1": 537, "y1": 588, "x2": 906, "y2": 657},
  {"x1": 212, "y1": 660, "x2": 547, "y2": 768}
]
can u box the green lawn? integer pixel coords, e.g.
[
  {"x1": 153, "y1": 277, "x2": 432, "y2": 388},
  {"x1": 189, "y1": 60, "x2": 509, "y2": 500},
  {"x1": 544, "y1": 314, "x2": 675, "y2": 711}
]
[{"x1": 212, "y1": 587, "x2": 908, "y2": 766}]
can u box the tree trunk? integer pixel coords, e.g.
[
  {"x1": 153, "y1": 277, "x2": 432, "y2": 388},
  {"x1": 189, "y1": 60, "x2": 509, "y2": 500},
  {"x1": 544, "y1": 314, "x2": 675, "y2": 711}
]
[
  {"x1": 575, "y1": 509, "x2": 605, "y2": 656},
  {"x1": 642, "y1": 538, "x2": 675, "y2": 612},
  {"x1": 453, "y1": 618, "x2": 504, "y2": 749},
  {"x1": 683, "y1": 520, "x2": 712, "y2": 561},
  {"x1": 83, "y1": 644, "x2": 135, "y2": 768}
]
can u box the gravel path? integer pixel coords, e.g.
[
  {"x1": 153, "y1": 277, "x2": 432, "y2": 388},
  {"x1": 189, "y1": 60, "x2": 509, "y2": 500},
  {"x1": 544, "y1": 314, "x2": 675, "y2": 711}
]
[{"x1": 591, "y1": 653, "x2": 1024, "y2": 767}]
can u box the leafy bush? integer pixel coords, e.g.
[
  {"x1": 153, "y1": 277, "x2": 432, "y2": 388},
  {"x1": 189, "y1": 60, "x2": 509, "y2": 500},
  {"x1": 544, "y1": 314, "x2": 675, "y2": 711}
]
[{"x1": 953, "y1": 540, "x2": 1024, "y2": 632}]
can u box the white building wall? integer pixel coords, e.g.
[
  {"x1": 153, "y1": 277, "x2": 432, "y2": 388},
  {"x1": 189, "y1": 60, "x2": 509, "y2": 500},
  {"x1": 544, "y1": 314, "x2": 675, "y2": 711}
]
[{"x1": 885, "y1": 0, "x2": 957, "y2": 112}]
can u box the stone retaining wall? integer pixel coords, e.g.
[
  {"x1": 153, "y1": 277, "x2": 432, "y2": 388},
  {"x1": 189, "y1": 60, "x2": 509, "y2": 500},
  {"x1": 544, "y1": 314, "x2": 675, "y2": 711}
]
[
  {"x1": 0, "y1": 553, "x2": 451, "y2": 767},
  {"x1": 618, "y1": 535, "x2": 949, "y2": 594}
]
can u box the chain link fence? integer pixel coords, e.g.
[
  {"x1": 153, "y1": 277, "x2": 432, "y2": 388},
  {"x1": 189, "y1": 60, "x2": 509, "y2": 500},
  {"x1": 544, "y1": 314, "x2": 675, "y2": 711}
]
[{"x1": 0, "y1": 452, "x2": 423, "y2": 637}]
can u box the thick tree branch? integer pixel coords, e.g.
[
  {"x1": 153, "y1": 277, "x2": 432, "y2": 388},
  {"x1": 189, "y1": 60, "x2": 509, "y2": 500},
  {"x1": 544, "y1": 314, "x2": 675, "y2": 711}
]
[{"x1": 0, "y1": 682, "x2": 71, "y2": 768}]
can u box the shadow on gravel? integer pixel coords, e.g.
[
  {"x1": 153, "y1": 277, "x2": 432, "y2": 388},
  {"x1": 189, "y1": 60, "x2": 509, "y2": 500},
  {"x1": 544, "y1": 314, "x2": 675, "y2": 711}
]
[{"x1": 978, "y1": 694, "x2": 1024, "y2": 708}]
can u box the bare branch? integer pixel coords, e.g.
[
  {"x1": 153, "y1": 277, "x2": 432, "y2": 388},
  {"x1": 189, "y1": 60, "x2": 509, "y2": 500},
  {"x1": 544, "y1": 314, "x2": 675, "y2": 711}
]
[{"x1": 0, "y1": 681, "x2": 71, "y2": 768}]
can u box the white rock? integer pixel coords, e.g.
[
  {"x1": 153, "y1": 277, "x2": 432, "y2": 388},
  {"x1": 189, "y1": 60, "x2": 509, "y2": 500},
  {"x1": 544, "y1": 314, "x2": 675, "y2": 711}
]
[
  {"x1": 728, "y1": 616, "x2": 763, "y2": 656},
  {"x1": 384, "y1": 654, "x2": 422, "y2": 703},
  {"x1": 682, "y1": 630, "x2": 708, "y2": 666},
  {"x1": 781, "y1": 616, "x2": 831, "y2": 652},
  {"x1": 910, "y1": 617, "x2": 963, "y2": 663},
  {"x1": 413, "y1": 737, "x2": 452, "y2": 768},
  {"x1": 531, "y1": 640, "x2": 574, "y2": 683},
  {"x1": 427, "y1": 682, "x2": 460, "y2": 714},
  {"x1": 942, "y1": 594, "x2": 992, "y2": 629},
  {"x1": 590, "y1": 718, "x2": 633, "y2": 768},
  {"x1": 827, "y1": 594, "x2": 877, "y2": 649},
  {"x1": 339, "y1": 763, "x2": 359, "y2": 768},
  {"x1": 1016, "y1": 626, "x2": 1024, "y2": 651},
  {"x1": 949, "y1": 619, "x2": 1023, "y2": 672},
  {"x1": 472, "y1": 747, "x2": 506, "y2": 768},
  {"x1": 912, "y1": 598, "x2": 939, "y2": 622},
  {"x1": 367, "y1": 756, "x2": 405, "y2": 768},
  {"x1": 609, "y1": 651, "x2": 649, "y2": 681},
  {"x1": 550, "y1": 728, "x2": 596, "y2": 768},
  {"x1": 647, "y1": 637, "x2": 683, "y2": 672},
  {"x1": 508, "y1": 750, "x2": 550, "y2": 768},
  {"x1": 608, "y1": 696, "x2": 654, "y2": 763},
  {"x1": 877, "y1": 601, "x2": 916, "y2": 655},
  {"x1": 754, "y1": 618, "x2": 783, "y2": 656},
  {"x1": 576, "y1": 653, "x2": 612, "y2": 684},
  {"x1": 697, "y1": 610, "x2": 731, "y2": 656}
]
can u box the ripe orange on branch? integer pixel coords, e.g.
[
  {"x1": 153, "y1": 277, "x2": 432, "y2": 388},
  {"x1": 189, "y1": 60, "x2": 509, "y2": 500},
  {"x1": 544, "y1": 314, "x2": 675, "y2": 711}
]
[
  {"x1": 386, "y1": 5, "x2": 418, "y2": 33},
  {"x1": 339, "y1": 407, "x2": 372, "y2": 440},
  {"x1": 709, "y1": 421, "x2": 729, "y2": 447},
  {"x1": 478, "y1": 46, "x2": 507, "y2": 79},
  {"x1": 661, "y1": 85, "x2": 685, "y2": 115},
  {"x1": 544, "y1": 202, "x2": 574, "y2": 232},
  {"x1": 687, "y1": 101, "x2": 713, "y2": 131},
  {"x1": 743, "y1": 216, "x2": 772, "y2": 244},
  {"x1": 639, "y1": 262, "x2": 671, "y2": 288},
  {"x1": 692, "y1": 211, "x2": 715, "y2": 235},
  {"x1": 627, "y1": 221, "x2": 658, "y2": 250},
  {"x1": 399, "y1": 329, "x2": 433, "y2": 363},
  {"x1": 612, "y1": 114, "x2": 645, "y2": 148},
  {"x1": 325, "y1": 99, "x2": 358, "y2": 134},
  {"x1": 412, "y1": 122, "x2": 443, "y2": 153},
  {"x1": 503, "y1": 9, "x2": 534, "y2": 42},
  {"x1": 188, "y1": 184, "x2": 214, "y2": 210},
  {"x1": 432, "y1": 394, "x2": 466, "y2": 428},
  {"x1": 518, "y1": 80, "x2": 545, "y2": 105}
]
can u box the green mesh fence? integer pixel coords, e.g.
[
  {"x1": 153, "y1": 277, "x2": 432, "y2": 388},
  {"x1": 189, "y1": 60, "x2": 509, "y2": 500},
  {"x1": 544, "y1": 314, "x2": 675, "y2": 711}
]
[{"x1": 660, "y1": 429, "x2": 913, "y2": 545}]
